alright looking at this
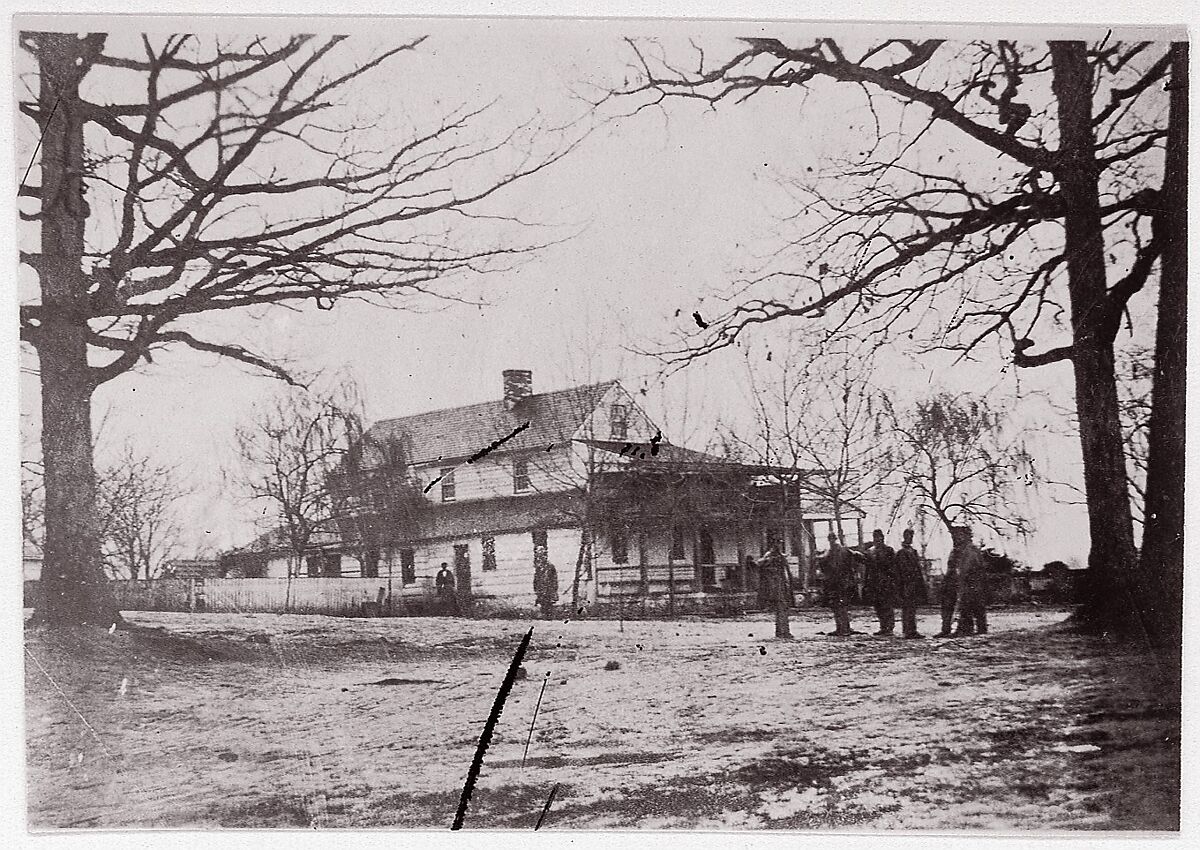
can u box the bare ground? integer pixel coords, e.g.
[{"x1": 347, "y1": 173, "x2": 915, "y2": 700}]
[{"x1": 23, "y1": 607, "x2": 1180, "y2": 831}]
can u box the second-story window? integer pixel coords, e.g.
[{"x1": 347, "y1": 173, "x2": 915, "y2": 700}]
[
  {"x1": 440, "y1": 468, "x2": 456, "y2": 502},
  {"x1": 610, "y1": 404, "x2": 629, "y2": 440},
  {"x1": 513, "y1": 457, "x2": 531, "y2": 493}
]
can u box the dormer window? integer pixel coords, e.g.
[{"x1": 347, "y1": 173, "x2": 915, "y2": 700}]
[
  {"x1": 610, "y1": 404, "x2": 629, "y2": 440},
  {"x1": 513, "y1": 457, "x2": 531, "y2": 493},
  {"x1": 440, "y1": 468, "x2": 456, "y2": 502}
]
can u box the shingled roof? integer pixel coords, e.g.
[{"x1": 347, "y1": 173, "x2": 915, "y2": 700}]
[{"x1": 365, "y1": 380, "x2": 619, "y2": 466}]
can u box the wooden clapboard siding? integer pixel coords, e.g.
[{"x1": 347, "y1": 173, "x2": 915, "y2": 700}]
[
  {"x1": 576, "y1": 383, "x2": 659, "y2": 443},
  {"x1": 412, "y1": 445, "x2": 581, "y2": 505}
]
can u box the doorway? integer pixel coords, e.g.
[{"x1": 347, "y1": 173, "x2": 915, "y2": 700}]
[{"x1": 453, "y1": 544, "x2": 472, "y2": 603}]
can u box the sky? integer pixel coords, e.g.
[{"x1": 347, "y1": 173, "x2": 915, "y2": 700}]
[{"x1": 11, "y1": 14, "x2": 1179, "y2": 568}]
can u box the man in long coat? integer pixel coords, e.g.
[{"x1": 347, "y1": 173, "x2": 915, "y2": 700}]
[
  {"x1": 863, "y1": 529, "x2": 899, "y2": 636},
  {"x1": 533, "y1": 545, "x2": 559, "y2": 619},
  {"x1": 895, "y1": 528, "x2": 929, "y2": 639},
  {"x1": 435, "y1": 562, "x2": 458, "y2": 615},
  {"x1": 818, "y1": 533, "x2": 856, "y2": 636}
]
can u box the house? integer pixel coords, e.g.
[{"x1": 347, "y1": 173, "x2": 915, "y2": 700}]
[{"x1": 225, "y1": 370, "x2": 864, "y2": 615}]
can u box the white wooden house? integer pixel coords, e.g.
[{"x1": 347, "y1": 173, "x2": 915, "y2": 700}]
[{"x1": 223, "y1": 370, "x2": 865, "y2": 614}]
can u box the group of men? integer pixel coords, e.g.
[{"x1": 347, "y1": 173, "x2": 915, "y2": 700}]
[{"x1": 817, "y1": 525, "x2": 991, "y2": 639}]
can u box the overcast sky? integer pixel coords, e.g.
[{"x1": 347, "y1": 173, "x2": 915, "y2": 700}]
[{"x1": 13, "y1": 14, "x2": 1179, "y2": 567}]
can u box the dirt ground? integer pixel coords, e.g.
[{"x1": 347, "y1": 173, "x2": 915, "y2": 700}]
[{"x1": 24, "y1": 607, "x2": 1180, "y2": 832}]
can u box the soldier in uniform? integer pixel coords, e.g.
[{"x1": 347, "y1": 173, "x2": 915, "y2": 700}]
[
  {"x1": 895, "y1": 528, "x2": 929, "y2": 639},
  {"x1": 952, "y1": 526, "x2": 990, "y2": 636},
  {"x1": 533, "y1": 545, "x2": 559, "y2": 619},
  {"x1": 863, "y1": 529, "x2": 898, "y2": 636},
  {"x1": 818, "y1": 532, "x2": 856, "y2": 636}
]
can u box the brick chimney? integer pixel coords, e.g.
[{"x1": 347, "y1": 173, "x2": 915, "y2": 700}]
[{"x1": 502, "y1": 369, "x2": 533, "y2": 410}]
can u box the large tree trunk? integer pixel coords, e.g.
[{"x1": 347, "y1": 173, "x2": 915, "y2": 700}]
[
  {"x1": 28, "y1": 33, "x2": 122, "y2": 627},
  {"x1": 1139, "y1": 42, "x2": 1188, "y2": 652},
  {"x1": 1050, "y1": 43, "x2": 1139, "y2": 633}
]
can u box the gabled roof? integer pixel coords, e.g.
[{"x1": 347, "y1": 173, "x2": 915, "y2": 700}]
[{"x1": 366, "y1": 380, "x2": 619, "y2": 466}]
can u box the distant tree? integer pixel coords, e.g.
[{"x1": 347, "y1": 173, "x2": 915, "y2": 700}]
[
  {"x1": 884, "y1": 392, "x2": 1039, "y2": 539},
  {"x1": 21, "y1": 457, "x2": 44, "y2": 559},
  {"x1": 725, "y1": 338, "x2": 898, "y2": 547},
  {"x1": 327, "y1": 412, "x2": 425, "y2": 580},
  {"x1": 1117, "y1": 347, "x2": 1153, "y2": 529},
  {"x1": 616, "y1": 35, "x2": 1184, "y2": 636},
  {"x1": 18, "y1": 31, "x2": 575, "y2": 625},
  {"x1": 96, "y1": 443, "x2": 187, "y2": 580},
  {"x1": 235, "y1": 386, "x2": 348, "y2": 590}
]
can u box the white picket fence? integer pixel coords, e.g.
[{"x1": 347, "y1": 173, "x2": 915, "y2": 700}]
[{"x1": 108, "y1": 577, "x2": 435, "y2": 616}]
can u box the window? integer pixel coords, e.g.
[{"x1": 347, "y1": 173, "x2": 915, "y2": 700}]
[
  {"x1": 482, "y1": 536, "x2": 497, "y2": 571},
  {"x1": 322, "y1": 553, "x2": 342, "y2": 577},
  {"x1": 698, "y1": 528, "x2": 715, "y2": 565},
  {"x1": 362, "y1": 549, "x2": 380, "y2": 578},
  {"x1": 513, "y1": 458, "x2": 530, "y2": 493},
  {"x1": 610, "y1": 528, "x2": 629, "y2": 565},
  {"x1": 306, "y1": 554, "x2": 320, "y2": 578},
  {"x1": 670, "y1": 526, "x2": 686, "y2": 561},
  {"x1": 440, "y1": 468, "x2": 456, "y2": 502},
  {"x1": 610, "y1": 404, "x2": 629, "y2": 440},
  {"x1": 399, "y1": 548, "x2": 416, "y2": 585}
]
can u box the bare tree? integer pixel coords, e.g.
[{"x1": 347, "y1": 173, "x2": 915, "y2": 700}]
[
  {"x1": 614, "y1": 36, "x2": 1182, "y2": 634},
  {"x1": 17, "y1": 31, "x2": 576, "y2": 625},
  {"x1": 327, "y1": 410, "x2": 425, "y2": 580},
  {"x1": 21, "y1": 458, "x2": 44, "y2": 559},
  {"x1": 1046, "y1": 344, "x2": 1151, "y2": 530},
  {"x1": 1117, "y1": 346, "x2": 1152, "y2": 529},
  {"x1": 884, "y1": 392, "x2": 1039, "y2": 539},
  {"x1": 725, "y1": 338, "x2": 898, "y2": 547},
  {"x1": 235, "y1": 386, "x2": 349, "y2": 593},
  {"x1": 96, "y1": 443, "x2": 188, "y2": 580}
]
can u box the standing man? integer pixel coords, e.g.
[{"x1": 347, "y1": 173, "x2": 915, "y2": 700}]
[
  {"x1": 895, "y1": 529, "x2": 929, "y2": 639},
  {"x1": 758, "y1": 543, "x2": 792, "y2": 638},
  {"x1": 863, "y1": 529, "x2": 898, "y2": 636},
  {"x1": 818, "y1": 533, "x2": 856, "y2": 637},
  {"x1": 533, "y1": 544, "x2": 559, "y2": 619},
  {"x1": 435, "y1": 561, "x2": 458, "y2": 616},
  {"x1": 952, "y1": 526, "x2": 990, "y2": 636}
]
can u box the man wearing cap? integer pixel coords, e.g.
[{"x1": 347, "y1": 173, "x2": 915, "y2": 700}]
[
  {"x1": 895, "y1": 528, "x2": 929, "y2": 639},
  {"x1": 533, "y1": 544, "x2": 559, "y2": 619},
  {"x1": 818, "y1": 532, "x2": 856, "y2": 636},
  {"x1": 863, "y1": 528, "x2": 899, "y2": 636}
]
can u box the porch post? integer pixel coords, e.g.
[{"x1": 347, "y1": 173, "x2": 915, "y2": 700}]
[
  {"x1": 735, "y1": 520, "x2": 747, "y2": 593},
  {"x1": 637, "y1": 515, "x2": 649, "y2": 597}
]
